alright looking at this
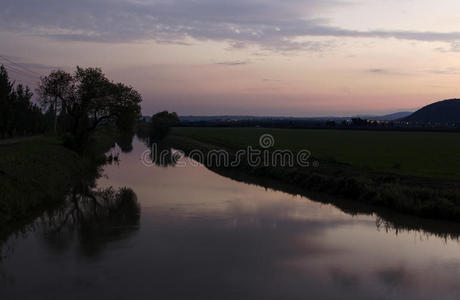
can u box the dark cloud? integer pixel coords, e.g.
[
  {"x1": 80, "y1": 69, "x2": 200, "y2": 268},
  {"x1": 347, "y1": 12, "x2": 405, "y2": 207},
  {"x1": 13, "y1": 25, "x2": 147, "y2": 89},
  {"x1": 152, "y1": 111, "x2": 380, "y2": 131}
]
[
  {"x1": 368, "y1": 68, "x2": 388, "y2": 73},
  {"x1": 215, "y1": 61, "x2": 249, "y2": 66},
  {"x1": 365, "y1": 68, "x2": 407, "y2": 76},
  {"x1": 427, "y1": 67, "x2": 460, "y2": 75},
  {"x1": 2, "y1": 0, "x2": 460, "y2": 51},
  {"x1": 262, "y1": 78, "x2": 282, "y2": 82}
]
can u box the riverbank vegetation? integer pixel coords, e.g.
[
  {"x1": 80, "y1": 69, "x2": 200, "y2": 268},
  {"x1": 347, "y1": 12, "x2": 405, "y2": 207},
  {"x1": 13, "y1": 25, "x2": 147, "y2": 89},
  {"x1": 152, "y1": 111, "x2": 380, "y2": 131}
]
[
  {"x1": 168, "y1": 128, "x2": 460, "y2": 221},
  {"x1": 0, "y1": 66, "x2": 142, "y2": 232}
]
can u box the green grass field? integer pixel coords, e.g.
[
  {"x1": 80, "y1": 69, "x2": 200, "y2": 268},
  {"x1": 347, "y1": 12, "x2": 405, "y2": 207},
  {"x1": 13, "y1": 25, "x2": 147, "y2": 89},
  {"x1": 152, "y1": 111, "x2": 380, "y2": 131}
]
[{"x1": 173, "y1": 127, "x2": 460, "y2": 180}]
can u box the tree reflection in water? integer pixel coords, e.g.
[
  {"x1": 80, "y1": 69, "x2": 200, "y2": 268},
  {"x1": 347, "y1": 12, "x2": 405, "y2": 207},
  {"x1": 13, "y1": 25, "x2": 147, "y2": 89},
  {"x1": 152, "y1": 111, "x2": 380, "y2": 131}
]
[
  {"x1": 39, "y1": 186, "x2": 140, "y2": 257},
  {"x1": 0, "y1": 132, "x2": 141, "y2": 260},
  {"x1": 116, "y1": 132, "x2": 135, "y2": 154},
  {"x1": 141, "y1": 136, "x2": 180, "y2": 168}
]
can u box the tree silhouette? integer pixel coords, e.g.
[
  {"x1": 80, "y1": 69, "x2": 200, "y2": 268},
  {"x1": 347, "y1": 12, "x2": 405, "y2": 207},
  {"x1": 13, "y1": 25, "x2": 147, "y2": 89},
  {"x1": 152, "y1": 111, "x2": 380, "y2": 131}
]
[
  {"x1": 150, "y1": 111, "x2": 180, "y2": 140},
  {"x1": 38, "y1": 67, "x2": 142, "y2": 150},
  {"x1": 0, "y1": 65, "x2": 48, "y2": 138}
]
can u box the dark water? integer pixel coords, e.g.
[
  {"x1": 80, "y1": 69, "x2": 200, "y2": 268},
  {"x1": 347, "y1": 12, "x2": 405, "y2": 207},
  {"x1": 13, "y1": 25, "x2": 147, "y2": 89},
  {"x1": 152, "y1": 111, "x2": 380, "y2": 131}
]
[{"x1": 1, "y1": 138, "x2": 460, "y2": 300}]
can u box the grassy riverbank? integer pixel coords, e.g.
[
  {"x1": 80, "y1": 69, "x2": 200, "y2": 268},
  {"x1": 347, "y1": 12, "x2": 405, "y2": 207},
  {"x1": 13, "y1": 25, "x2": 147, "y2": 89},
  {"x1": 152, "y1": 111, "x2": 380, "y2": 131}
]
[
  {"x1": 168, "y1": 128, "x2": 460, "y2": 221},
  {"x1": 0, "y1": 132, "x2": 115, "y2": 227}
]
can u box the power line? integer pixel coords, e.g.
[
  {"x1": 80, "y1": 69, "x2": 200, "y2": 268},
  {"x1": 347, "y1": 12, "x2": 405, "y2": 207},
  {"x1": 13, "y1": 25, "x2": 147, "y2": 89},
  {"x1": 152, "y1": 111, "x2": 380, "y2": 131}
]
[
  {"x1": 0, "y1": 64, "x2": 40, "y2": 84},
  {"x1": 0, "y1": 65, "x2": 40, "y2": 84},
  {"x1": 0, "y1": 57, "x2": 42, "y2": 78},
  {"x1": 3, "y1": 65, "x2": 34, "y2": 78},
  {"x1": 2, "y1": 65, "x2": 40, "y2": 84},
  {"x1": 1, "y1": 62, "x2": 38, "y2": 78},
  {"x1": 0, "y1": 55, "x2": 43, "y2": 77}
]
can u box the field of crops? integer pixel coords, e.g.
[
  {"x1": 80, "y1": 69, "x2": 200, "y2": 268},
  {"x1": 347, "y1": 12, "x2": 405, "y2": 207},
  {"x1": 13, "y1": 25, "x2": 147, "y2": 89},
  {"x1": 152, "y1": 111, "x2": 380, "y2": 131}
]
[{"x1": 172, "y1": 127, "x2": 460, "y2": 180}]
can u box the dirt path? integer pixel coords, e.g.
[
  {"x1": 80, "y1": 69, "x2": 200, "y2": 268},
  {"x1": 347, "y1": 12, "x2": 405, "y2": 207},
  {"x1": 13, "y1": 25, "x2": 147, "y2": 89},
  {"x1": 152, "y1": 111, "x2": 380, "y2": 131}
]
[{"x1": 0, "y1": 135, "x2": 42, "y2": 146}]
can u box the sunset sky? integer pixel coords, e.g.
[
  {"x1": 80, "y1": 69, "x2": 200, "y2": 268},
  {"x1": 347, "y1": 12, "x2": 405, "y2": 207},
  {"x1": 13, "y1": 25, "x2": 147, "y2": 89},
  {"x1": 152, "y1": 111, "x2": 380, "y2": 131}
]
[{"x1": 2, "y1": 0, "x2": 460, "y2": 116}]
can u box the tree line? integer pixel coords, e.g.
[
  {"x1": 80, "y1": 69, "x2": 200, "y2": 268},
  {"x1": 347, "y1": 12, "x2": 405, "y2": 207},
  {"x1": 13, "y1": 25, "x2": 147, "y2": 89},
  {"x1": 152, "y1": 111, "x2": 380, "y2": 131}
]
[
  {"x1": 0, "y1": 65, "x2": 142, "y2": 152},
  {"x1": 0, "y1": 65, "x2": 48, "y2": 138}
]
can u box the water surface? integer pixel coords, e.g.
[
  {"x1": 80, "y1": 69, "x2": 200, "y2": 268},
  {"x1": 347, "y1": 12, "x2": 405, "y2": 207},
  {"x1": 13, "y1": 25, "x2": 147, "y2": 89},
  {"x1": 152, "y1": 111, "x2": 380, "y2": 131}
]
[{"x1": 1, "y1": 138, "x2": 460, "y2": 300}]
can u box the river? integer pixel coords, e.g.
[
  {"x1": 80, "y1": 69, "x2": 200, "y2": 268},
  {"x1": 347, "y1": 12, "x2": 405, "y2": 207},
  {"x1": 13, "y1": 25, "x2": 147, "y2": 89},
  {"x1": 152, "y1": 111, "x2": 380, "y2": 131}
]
[{"x1": 1, "y1": 137, "x2": 460, "y2": 299}]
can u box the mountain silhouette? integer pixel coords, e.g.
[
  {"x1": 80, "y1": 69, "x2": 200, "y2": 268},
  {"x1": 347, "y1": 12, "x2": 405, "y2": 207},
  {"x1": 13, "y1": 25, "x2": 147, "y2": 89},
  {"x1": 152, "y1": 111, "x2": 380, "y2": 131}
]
[{"x1": 404, "y1": 99, "x2": 460, "y2": 123}]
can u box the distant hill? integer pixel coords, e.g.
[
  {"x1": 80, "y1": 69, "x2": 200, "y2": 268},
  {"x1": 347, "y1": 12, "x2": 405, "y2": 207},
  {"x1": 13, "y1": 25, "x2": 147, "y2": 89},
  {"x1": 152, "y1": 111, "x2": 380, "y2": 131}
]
[
  {"x1": 178, "y1": 112, "x2": 412, "y2": 123},
  {"x1": 404, "y1": 99, "x2": 460, "y2": 123},
  {"x1": 361, "y1": 111, "x2": 413, "y2": 121}
]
